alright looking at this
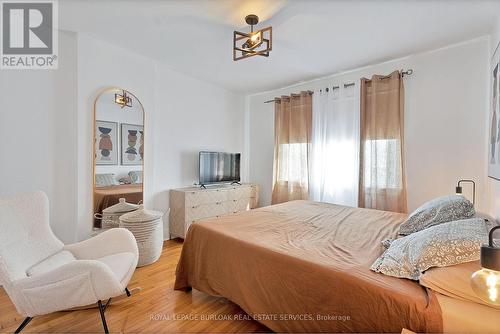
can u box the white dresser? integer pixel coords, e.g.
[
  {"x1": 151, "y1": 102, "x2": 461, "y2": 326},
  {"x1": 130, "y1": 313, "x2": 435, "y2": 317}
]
[{"x1": 169, "y1": 184, "x2": 259, "y2": 239}]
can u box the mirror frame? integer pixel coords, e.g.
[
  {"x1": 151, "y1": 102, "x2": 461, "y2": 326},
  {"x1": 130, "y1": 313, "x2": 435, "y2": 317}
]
[{"x1": 92, "y1": 87, "x2": 145, "y2": 229}]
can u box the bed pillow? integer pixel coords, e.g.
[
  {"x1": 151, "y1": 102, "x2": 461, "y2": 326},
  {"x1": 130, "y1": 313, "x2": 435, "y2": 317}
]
[
  {"x1": 95, "y1": 173, "x2": 118, "y2": 187},
  {"x1": 371, "y1": 218, "x2": 487, "y2": 280},
  {"x1": 399, "y1": 195, "x2": 474, "y2": 235},
  {"x1": 129, "y1": 171, "x2": 143, "y2": 184},
  {"x1": 420, "y1": 261, "x2": 500, "y2": 309}
]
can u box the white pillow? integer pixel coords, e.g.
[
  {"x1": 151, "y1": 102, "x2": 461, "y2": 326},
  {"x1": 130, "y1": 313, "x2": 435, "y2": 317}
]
[
  {"x1": 399, "y1": 195, "x2": 475, "y2": 235},
  {"x1": 372, "y1": 218, "x2": 488, "y2": 280},
  {"x1": 95, "y1": 173, "x2": 118, "y2": 187}
]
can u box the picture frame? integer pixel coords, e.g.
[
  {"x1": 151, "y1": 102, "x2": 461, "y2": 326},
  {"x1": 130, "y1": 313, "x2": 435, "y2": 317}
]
[
  {"x1": 95, "y1": 120, "x2": 118, "y2": 165},
  {"x1": 121, "y1": 123, "x2": 144, "y2": 165},
  {"x1": 488, "y1": 41, "x2": 500, "y2": 180}
]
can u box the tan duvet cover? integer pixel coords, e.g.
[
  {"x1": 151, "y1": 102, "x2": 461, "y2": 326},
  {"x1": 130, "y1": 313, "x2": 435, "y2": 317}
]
[{"x1": 175, "y1": 200, "x2": 442, "y2": 332}]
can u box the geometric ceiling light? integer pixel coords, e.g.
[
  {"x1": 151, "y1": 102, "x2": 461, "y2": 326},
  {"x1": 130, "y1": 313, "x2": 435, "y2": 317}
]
[
  {"x1": 114, "y1": 89, "x2": 132, "y2": 109},
  {"x1": 233, "y1": 14, "x2": 272, "y2": 61}
]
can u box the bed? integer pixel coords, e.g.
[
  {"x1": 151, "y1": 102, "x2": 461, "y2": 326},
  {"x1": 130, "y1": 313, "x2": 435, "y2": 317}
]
[
  {"x1": 93, "y1": 184, "x2": 143, "y2": 227},
  {"x1": 175, "y1": 200, "x2": 500, "y2": 333}
]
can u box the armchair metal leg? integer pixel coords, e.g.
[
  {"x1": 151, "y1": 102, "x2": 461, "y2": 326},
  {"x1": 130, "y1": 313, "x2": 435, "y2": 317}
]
[
  {"x1": 97, "y1": 300, "x2": 109, "y2": 334},
  {"x1": 14, "y1": 317, "x2": 32, "y2": 333}
]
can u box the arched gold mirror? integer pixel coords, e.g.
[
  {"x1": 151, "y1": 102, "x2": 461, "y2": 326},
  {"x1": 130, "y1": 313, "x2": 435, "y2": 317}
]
[{"x1": 93, "y1": 88, "x2": 145, "y2": 229}]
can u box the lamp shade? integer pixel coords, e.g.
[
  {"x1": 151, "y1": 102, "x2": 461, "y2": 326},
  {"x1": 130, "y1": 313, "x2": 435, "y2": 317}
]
[
  {"x1": 471, "y1": 268, "x2": 500, "y2": 305},
  {"x1": 471, "y1": 226, "x2": 500, "y2": 305}
]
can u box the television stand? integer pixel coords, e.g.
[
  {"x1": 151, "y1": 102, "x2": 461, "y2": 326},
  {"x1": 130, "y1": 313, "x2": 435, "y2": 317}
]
[
  {"x1": 199, "y1": 184, "x2": 207, "y2": 189},
  {"x1": 231, "y1": 181, "x2": 242, "y2": 186}
]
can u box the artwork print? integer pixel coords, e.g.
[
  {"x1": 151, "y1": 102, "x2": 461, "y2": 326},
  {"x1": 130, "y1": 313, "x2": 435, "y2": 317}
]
[
  {"x1": 121, "y1": 123, "x2": 144, "y2": 165},
  {"x1": 95, "y1": 121, "x2": 118, "y2": 165},
  {"x1": 489, "y1": 42, "x2": 500, "y2": 180}
]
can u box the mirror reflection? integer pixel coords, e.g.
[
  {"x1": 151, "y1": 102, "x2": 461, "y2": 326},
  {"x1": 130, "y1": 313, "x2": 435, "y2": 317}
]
[{"x1": 93, "y1": 88, "x2": 144, "y2": 229}]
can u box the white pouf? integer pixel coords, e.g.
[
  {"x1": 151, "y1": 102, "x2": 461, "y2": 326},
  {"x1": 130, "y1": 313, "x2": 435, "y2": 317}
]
[{"x1": 119, "y1": 205, "x2": 164, "y2": 267}]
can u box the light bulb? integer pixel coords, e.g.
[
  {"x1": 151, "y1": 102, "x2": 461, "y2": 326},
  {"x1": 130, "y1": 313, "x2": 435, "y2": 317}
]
[
  {"x1": 471, "y1": 268, "x2": 500, "y2": 305},
  {"x1": 250, "y1": 33, "x2": 259, "y2": 42}
]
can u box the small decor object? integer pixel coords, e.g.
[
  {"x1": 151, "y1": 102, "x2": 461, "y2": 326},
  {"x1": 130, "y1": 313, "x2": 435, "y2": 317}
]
[
  {"x1": 455, "y1": 179, "x2": 476, "y2": 206},
  {"x1": 94, "y1": 198, "x2": 140, "y2": 229},
  {"x1": 233, "y1": 14, "x2": 272, "y2": 61},
  {"x1": 114, "y1": 89, "x2": 133, "y2": 108},
  {"x1": 121, "y1": 123, "x2": 144, "y2": 165},
  {"x1": 488, "y1": 40, "x2": 500, "y2": 180},
  {"x1": 120, "y1": 205, "x2": 164, "y2": 267},
  {"x1": 95, "y1": 121, "x2": 118, "y2": 165},
  {"x1": 471, "y1": 226, "x2": 500, "y2": 305}
]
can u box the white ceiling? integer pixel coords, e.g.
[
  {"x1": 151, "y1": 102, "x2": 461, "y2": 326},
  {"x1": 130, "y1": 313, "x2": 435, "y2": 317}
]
[{"x1": 60, "y1": 0, "x2": 500, "y2": 93}]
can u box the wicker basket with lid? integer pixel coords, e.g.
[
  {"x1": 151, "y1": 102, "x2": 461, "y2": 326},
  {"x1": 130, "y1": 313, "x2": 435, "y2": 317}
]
[
  {"x1": 94, "y1": 198, "x2": 140, "y2": 229},
  {"x1": 120, "y1": 205, "x2": 164, "y2": 267}
]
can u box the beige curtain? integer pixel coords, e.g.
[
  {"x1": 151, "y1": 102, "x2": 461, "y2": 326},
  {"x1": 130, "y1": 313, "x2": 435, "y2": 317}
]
[
  {"x1": 272, "y1": 91, "x2": 312, "y2": 204},
  {"x1": 358, "y1": 71, "x2": 407, "y2": 213}
]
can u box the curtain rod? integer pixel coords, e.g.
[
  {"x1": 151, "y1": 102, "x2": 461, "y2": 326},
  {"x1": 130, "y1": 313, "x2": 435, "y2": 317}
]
[
  {"x1": 263, "y1": 90, "x2": 313, "y2": 104},
  {"x1": 263, "y1": 69, "x2": 413, "y2": 104}
]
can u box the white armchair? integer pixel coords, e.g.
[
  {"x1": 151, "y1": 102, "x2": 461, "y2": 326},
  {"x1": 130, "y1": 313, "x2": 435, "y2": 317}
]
[{"x1": 0, "y1": 191, "x2": 138, "y2": 333}]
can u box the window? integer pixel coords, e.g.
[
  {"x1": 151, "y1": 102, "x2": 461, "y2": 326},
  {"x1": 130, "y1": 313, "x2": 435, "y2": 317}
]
[{"x1": 363, "y1": 138, "x2": 403, "y2": 190}]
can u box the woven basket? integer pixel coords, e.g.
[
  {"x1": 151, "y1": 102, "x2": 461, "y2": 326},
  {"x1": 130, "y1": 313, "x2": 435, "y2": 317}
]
[
  {"x1": 94, "y1": 198, "x2": 139, "y2": 229},
  {"x1": 120, "y1": 205, "x2": 164, "y2": 267}
]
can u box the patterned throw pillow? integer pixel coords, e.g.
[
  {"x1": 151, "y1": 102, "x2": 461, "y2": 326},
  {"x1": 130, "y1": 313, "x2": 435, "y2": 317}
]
[
  {"x1": 371, "y1": 218, "x2": 488, "y2": 280},
  {"x1": 129, "y1": 171, "x2": 143, "y2": 184},
  {"x1": 95, "y1": 174, "x2": 118, "y2": 187},
  {"x1": 399, "y1": 195, "x2": 474, "y2": 235}
]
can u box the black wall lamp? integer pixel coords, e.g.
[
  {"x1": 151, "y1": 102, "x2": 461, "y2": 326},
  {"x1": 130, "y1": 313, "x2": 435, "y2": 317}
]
[{"x1": 455, "y1": 179, "x2": 476, "y2": 206}]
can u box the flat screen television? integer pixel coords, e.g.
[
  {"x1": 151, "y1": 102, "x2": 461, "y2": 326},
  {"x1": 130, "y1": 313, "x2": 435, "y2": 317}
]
[{"x1": 199, "y1": 151, "x2": 241, "y2": 185}]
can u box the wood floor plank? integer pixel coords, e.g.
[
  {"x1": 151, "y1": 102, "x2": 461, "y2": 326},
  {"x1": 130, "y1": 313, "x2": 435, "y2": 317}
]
[{"x1": 0, "y1": 239, "x2": 269, "y2": 333}]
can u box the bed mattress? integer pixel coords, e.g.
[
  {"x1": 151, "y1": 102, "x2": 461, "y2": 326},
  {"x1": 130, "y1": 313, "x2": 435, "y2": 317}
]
[{"x1": 175, "y1": 200, "x2": 442, "y2": 332}]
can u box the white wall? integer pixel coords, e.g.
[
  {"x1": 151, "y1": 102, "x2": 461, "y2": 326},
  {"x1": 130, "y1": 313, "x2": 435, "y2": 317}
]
[
  {"x1": 152, "y1": 67, "x2": 245, "y2": 238},
  {"x1": 75, "y1": 33, "x2": 245, "y2": 241},
  {"x1": 247, "y1": 37, "x2": 490, "y2": 213},
  {"x1": 1, "y1": 31, "x2": 245, "y2": 243},
  {"x1": 0, "y1": 31, "x2": 78, "y2": 243}
]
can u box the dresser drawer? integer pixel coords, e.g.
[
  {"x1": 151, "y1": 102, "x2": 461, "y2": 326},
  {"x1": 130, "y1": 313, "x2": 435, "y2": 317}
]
[
  {"x1": 185, "y1": 189, "x2": 227, "y2": 206},
  {"x1": 232, "y1": 186, "x2": 255, "y2": 199},
  {"x1": 170, "y1": 184, "x2": 259, "y2": 239},
  {"x1": 233, "y1": 198, "x2": 251, "y2": 212},
  {"x1": 186, "y1": 202, "x2": 227, "y2": 222}
]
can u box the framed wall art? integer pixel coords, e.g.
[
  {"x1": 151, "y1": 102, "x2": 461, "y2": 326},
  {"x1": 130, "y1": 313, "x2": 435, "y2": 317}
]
[{"x1": 121, "y1": 123, "x2": 144, "y2": 165}]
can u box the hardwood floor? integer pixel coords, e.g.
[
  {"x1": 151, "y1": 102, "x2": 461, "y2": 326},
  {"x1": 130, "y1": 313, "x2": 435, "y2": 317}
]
[{"x1": 0, "y1": 239, "x2": 269, "y2": 333}]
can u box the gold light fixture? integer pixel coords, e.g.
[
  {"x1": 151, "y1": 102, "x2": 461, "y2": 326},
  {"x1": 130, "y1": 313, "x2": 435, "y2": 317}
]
[
  {"x1": 233, "y1": 14, "x2": 272, "y2": 61},
  {"x1": 114, "y1": 90, "x2": 132, "y2": 108}
]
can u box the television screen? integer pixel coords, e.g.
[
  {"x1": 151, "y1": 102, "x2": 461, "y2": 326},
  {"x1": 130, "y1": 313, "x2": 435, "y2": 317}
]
[{"x1": 199, "y1": 152, "x2": 241, "y2": 185}]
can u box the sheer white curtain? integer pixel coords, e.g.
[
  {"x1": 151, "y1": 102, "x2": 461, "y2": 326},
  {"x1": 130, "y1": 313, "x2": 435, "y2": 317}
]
[{"x1": 310, "y1": 84, "x2": 360, "y2": 206}]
